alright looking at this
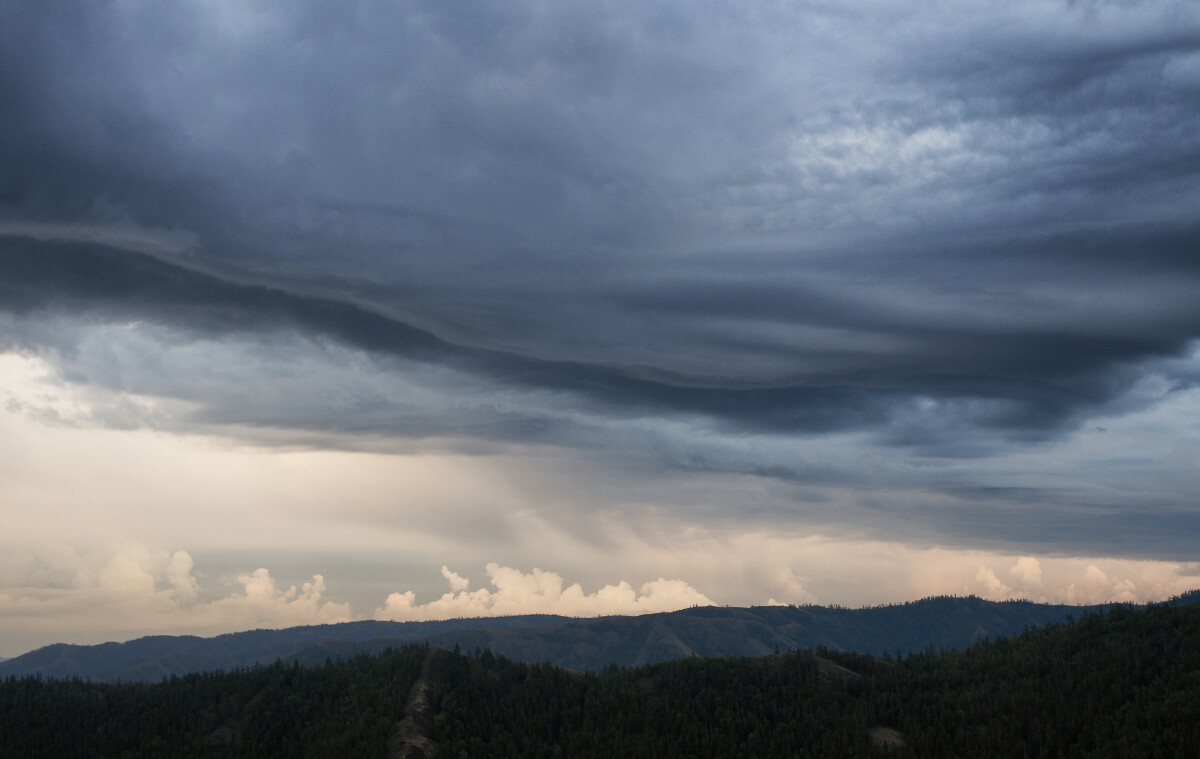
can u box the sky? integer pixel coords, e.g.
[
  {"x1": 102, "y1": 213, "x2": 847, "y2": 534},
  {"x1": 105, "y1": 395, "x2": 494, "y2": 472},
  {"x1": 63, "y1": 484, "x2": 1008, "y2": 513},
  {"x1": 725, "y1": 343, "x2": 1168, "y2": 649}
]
[{"x1": 1, "y1": 0, "x2": 1199, "y2": 657}]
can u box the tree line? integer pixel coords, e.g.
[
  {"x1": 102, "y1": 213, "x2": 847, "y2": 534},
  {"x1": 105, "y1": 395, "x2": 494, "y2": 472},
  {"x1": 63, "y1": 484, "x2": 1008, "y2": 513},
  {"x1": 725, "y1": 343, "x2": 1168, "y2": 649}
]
[{"x1": 3, "y1": 596, "x2": 1198, "y2": 757}]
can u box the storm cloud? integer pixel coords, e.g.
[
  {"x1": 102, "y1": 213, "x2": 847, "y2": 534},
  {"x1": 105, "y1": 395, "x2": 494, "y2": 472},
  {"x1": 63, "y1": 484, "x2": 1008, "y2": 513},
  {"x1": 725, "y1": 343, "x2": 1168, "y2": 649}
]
[{"x1": 1, "y1": 1, "x2": 1199, "y2": 647}]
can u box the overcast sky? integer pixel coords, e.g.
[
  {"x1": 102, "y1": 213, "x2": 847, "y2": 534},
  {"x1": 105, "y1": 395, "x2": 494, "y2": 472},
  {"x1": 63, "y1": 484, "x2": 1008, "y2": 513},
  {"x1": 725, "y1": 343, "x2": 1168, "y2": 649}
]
[{"x1": 2, "y1": 0, "x2": 1199, "y2": 657}]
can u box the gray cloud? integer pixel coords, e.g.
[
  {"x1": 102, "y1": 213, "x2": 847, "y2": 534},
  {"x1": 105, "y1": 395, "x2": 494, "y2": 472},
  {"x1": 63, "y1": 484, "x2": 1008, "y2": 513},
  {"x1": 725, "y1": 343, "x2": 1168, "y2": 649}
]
[{"x1": 2, "y1": 0, "x2": 1199, "y2": 559}]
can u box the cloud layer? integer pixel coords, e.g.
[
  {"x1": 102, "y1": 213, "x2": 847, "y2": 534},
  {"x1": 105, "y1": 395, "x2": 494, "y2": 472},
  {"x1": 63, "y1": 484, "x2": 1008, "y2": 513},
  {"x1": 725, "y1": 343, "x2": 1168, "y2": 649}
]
[
  {"x1": 3, "y1": 539, "x2": 1195, "y2": 657},
  {"x1": 375, "y1": 564, "x2": 714, "y2": 621},
  {"x1": 1, "y1": 1, "x2": 1199, "y2": 650}
]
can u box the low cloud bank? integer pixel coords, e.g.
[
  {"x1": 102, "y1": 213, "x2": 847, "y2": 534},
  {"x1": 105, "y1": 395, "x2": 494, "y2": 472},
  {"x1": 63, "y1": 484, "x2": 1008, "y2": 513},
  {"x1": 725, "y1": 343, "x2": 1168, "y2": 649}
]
[
  {"x1": 0, "y1": 545, "x2": 353, "y2": 651},
  {"x1": 0, "y1": 547, "x2": 712, "y2": 654},
  {"x1": 2, "y1": 542, "x2": 1197, "y2": 657},
  {"x1": 374, "y1": 563, "x2": 714, "y2": 621},
  {"x1": 974, "y1": 556, "x2": 1140, "y2": 604},
  {"x1": 205, "y1": 568, "x2": 353, "y2": 629}
]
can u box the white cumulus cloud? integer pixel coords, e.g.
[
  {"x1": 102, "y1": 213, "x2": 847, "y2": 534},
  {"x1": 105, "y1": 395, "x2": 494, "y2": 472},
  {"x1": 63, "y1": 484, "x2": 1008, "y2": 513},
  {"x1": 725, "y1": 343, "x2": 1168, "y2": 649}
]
[
  {"x1": 200, "y1": 569, "x2": 353, "y2": 628},
  {"x1": 1010, "y1": 556, "x2": 1043, "y2": 588},
  {"x1": 1066, "y1": 564, "x2": 1140, "y2": 605},
  {"x1": 441, "y1": 565, "x2": 470, "y2": 592},
  {"x1": 0, "y1": 544, "x2": 352, "y2": 652},
  {"x1": 375, "y1": 562, "x2": 713, "y2": 621},
  {"x1": 976, "y1": 565, "x2": 1014, "y2": 599}
]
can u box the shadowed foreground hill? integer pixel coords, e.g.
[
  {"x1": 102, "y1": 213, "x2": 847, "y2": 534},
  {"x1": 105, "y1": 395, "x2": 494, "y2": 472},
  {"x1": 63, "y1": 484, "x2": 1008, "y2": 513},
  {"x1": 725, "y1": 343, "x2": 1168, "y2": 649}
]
[
  {"x1": 0, "y1": 595, "x2": 1118, "y2": 682},
  {"x1": 2, "y1": 596, "x2": 1199, "y2": 757}
]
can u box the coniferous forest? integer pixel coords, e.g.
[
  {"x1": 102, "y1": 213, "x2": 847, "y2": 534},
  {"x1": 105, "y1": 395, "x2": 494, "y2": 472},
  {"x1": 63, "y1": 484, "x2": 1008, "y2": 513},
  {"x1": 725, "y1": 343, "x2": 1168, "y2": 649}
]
[{"x1": 3, "y1": 596, "x2": 1199, "y2": 758}]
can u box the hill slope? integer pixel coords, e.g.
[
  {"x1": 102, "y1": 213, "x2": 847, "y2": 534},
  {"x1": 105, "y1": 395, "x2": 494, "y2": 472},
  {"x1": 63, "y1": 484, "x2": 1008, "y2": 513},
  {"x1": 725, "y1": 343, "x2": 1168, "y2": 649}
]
[
  {"x1": 0, "y1": 595, "x2": 1113, "y2": 686},
  {"x1": 0, "y1": 615, "x2": 568, "y2": 682},
  {"x1": 406, "y1": 595, "x2": 1109, "y2": 672},
  {"x1": 2, "y1": 595, "x2": 1199, "y2": 757},
  {"x1": 0, "y1": 595, "x2": 1120, "y2": 681}
]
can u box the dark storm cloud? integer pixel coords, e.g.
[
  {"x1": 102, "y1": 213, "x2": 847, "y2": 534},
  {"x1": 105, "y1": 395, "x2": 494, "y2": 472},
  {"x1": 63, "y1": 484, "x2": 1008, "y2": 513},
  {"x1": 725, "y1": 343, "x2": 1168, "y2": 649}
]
[
  {"x1": 2, "y1": 1, "x2": 1199, "y2": 555},
  {"x1": 1, "y1": 231, "x2": 1193, "y2": 455},
  {"x1": 0, "y1": 239, "x2": 905, "y2": 436}
]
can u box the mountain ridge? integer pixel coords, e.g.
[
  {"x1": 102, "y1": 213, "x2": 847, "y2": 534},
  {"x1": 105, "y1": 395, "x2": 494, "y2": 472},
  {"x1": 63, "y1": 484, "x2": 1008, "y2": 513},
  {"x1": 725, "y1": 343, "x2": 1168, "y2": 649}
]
[
  {"x1": 2, "y1": 594, "x2": 1145, "y2": 682},
  {"x1": 5, "y1": 596, "x2": 1200, "y2": 757},
  {"x1": 414, "y1": 595, "x2": 1120, "y2": 672},
  {"x1": 0, "y1": 614, "x2": 570, "y2": 682}
]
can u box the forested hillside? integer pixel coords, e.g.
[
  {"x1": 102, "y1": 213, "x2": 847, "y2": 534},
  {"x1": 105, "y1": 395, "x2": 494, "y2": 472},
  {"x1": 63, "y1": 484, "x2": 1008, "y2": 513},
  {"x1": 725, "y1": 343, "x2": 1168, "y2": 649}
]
[
  {"x1": 416, "y1": 595, "x2": 1111, "y2": 672},
  {"x1": 0, "y1": 595, "x2": 1115, "y2": 682},
  {"x1": 3, "y1": 595, "x2": 1199, "y2": 757},
  {"x1": 0, "y1": 615, "x2": 569, "y2": 683}
]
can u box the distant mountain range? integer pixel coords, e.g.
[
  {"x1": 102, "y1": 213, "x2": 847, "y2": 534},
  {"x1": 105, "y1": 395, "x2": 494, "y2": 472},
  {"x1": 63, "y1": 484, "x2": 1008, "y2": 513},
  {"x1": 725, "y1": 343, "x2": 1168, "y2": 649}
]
[
  {"x1": 4, "y1": 594, "x2": 1181, "y2": 683},
  {"x1": 0, "y1": 615, "x2": 568, "y2": 683}
]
